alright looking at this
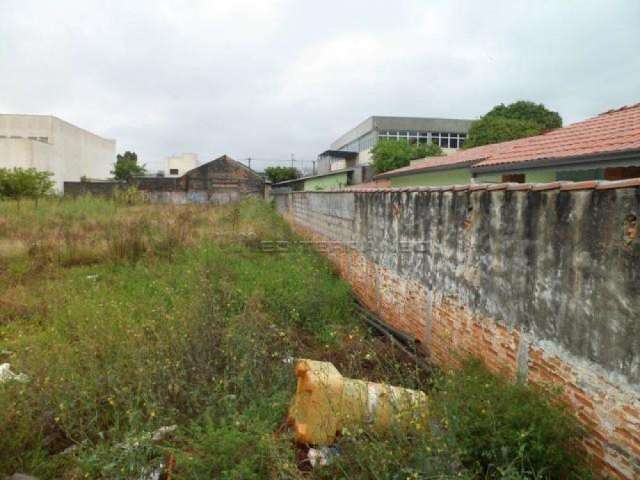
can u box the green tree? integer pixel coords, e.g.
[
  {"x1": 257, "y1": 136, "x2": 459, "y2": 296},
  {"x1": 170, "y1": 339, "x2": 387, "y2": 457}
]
[
  {"x1": 464, "y1": 100, "x2": 562, "y2": 149},
  {"x1": 264, "y1": 166, "x2": 300, "y2": 183},
  {"x1": 485, "y1": 100, "x2": 562, "y2": 131},
  {"x1": 372, "y1": 140, "x2": 443, "y2": 173},
  {"x1": 0, "y1": 167, "x2": 55, "y2": 208},
  {"x1": 371, "y1": 140, "x2": 413, "y2": 173},
  {"x1": 411, "y1": 142, "x2": 444, "y2": 160},
  {"x1": 111, "y1": 151, "x2": 146, "y2": 181},
  {"x1": 464, "y1": 117, "x2": 543, "y2": 149}
]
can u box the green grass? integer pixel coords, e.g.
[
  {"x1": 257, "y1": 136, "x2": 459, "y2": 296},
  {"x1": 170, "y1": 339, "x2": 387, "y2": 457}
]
[{"x1": 0, "y1": 197, "x2": 589, "y2": 479}]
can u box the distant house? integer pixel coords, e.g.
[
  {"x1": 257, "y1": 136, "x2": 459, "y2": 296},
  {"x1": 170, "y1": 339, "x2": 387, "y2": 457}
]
[
  {"x1": 273, "y1": 166, "x2": 360, "y2": 192},
  {"x1": 180, "y1": 155, "x2": 265, "y2": 203},
  {"x1": 376, "y1": 104, "x2": 640, "y2": 187}
]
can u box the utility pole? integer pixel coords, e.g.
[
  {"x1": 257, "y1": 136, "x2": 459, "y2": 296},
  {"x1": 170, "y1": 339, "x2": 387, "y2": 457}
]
[
  {"x1": 312, "y1": 160, "x2": 316, "y2": 176},
  {"x1": 291, "y1": 153, "x2": 295, "y2": 168},
  {"x1": 248, "y1": 157, "x2": 252, "y2": 170}
]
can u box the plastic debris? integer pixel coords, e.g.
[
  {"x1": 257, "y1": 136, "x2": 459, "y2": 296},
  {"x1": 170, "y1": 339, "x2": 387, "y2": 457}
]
[
  {"x1": 60, "y1": 444, "x2": 79, "y2": 456},
  {"x1": 151, "y1": 424, "x2": 177, "y2": 442},
  {"x1": 288, "y1": 359, "x2": 428, "y2": 445},
  {"x1": 0, "y1": 363, "x2": 29, "y2": 384},
  {"x1": 308, "y1": 446, "x2": 340, "y2": 467}
]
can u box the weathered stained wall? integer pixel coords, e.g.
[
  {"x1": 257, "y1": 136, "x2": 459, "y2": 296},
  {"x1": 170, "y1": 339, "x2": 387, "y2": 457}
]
[
  {"x1": 275, "y1": 185, "x2": 640, "y2": 479},
  {"x1": 184, "y1": 155, "x2": 264, "y2": 200}
]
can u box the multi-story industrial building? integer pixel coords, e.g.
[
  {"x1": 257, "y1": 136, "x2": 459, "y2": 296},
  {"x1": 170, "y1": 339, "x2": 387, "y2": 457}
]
[
  {"x1": 0, "y1": 114, "x2": 116, "y2": 191},
  {"x1": 309, "y1": 116, "x2": 473, "y2": 190}
]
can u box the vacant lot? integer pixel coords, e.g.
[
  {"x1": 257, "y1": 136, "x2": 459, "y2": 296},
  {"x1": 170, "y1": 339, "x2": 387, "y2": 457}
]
[{"x1": 0, "y1": 197, "x2": 588, "y2": 479}]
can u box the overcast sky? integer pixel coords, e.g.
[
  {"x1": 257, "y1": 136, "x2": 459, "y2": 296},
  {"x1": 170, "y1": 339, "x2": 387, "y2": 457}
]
[{"x1": 1, "y1": 0, "x2": 638, "y2": 172}]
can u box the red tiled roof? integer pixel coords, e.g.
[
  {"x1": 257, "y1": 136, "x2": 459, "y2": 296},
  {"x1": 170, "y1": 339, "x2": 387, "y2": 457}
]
[{"x1": 377, "y1": 103, "x2": 640, "y2": 178}]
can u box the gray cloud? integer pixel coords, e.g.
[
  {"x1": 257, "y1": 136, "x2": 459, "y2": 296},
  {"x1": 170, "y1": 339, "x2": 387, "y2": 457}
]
[{"x1": 1, "y1": 0, "x2": 638, "y2": 172}]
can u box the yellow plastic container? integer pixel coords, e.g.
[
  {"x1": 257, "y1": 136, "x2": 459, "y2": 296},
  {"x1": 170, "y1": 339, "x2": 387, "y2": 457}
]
[{"x1": 288, "y1": 359, "x2": 428, "y2": 445}]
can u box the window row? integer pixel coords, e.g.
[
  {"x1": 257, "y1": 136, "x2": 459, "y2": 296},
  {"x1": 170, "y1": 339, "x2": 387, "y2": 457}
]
[
  {"x1": 378, "y1": 131, "x2": 467, "y2": 149},
  {"x1": 0, "y1": 135, "x2": 49, "y2": 143}
]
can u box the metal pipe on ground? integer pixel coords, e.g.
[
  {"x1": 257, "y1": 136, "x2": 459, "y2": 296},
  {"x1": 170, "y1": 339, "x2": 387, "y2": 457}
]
[{"x1": 352, "y1": 299, "x2": 432, "y2": 373}]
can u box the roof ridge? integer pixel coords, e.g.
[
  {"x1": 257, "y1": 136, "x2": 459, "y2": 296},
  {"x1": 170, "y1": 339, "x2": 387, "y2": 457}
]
[{"x1": 598, "y1": 103, "x2": 640, "y2": 116}]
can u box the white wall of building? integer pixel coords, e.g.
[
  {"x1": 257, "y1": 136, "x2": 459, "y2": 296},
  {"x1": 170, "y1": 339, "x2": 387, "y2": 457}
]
[
  {"x1": 166, "y1": 152, "x2": 198, "y2": 176},
  {"x1": 0, "y1": 114, "x2": 116, "y2": 191}
]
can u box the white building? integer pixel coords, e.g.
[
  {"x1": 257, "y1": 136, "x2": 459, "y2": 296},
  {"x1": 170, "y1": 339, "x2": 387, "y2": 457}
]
[
  {"x1": 166, "y1": 152, "x2": 198, "y2": 177},
  {"x1": 0, "y1": 114, "x2": 116, "y2": 191}
]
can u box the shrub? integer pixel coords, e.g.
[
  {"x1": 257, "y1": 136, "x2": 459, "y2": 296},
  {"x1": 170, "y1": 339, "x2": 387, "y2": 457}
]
[
  {"x1": 371, "y1": 140, "x2": 414, "y2": 173},
  {"x1": 372, "y1": 140, "x2": 444, "y2": 173},
  {"x1": 432, "y1": 359, "x2": 589, "y2": 479},
  {"x1": 0, "y1": 167, "x2": 55, "y2": 207},
  {"x1": 113, "y1": 185, "x2": 148, "y2": 205},
  {"x1": 264, "y1": 166, "x2": 300, "y2": 184},
  {"x1": 411, "y1": 142, "x2": 443, "y2": 159}
]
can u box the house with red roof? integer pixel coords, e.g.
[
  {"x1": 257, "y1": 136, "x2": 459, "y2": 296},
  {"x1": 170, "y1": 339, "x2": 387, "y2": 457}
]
[{"x1": 375, "y1": 103, "x2": 640, "y2": 186}]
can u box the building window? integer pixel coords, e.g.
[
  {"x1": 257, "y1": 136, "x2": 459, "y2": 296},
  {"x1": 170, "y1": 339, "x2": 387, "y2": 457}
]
[
  {"x1": 502, "y1": 173, "x2": 526, "y2": 183},
  {"x1": 604, "y1": 166, "x2": 640, "y2": 180},
  {"x1": 170, "y1": 168, "x2": 179, "y2": 175}
]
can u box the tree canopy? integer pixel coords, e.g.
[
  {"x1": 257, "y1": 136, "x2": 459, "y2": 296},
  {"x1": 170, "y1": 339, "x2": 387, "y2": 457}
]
[
  {"x1": 372, "y1": 140, "x2": 443, "y2": 173},
  {"x1": 0, "y1": 167, "x2": 55, "y2": 206},
  {"x1": 111, "y1": 151, "x2": 146, "y2": 181},
  {"x1": 411, "y1": 142, "x2": 444, "y2": 160},
  {"x1": 264, "y1": 166, "x2": 300, "y2": 183},
  {"x1": 464, "y1": 100, "x2": 562, "y2": 149}
]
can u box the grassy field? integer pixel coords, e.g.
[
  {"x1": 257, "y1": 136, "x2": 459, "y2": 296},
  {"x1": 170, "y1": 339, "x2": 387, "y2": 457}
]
[{"x1": 0, "y1": 197, "x2": 588, "y2": 479}]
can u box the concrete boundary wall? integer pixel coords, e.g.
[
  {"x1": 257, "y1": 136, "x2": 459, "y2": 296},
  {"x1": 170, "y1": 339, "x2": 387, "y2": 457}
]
[{"x1": 274, "y1": 184, "x2": 640, "y2": 479}]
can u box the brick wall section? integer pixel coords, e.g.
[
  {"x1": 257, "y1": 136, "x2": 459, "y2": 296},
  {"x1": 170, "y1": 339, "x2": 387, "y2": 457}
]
[{"x1": 276, "y1": 185, "x2": 640, "y2": 479}]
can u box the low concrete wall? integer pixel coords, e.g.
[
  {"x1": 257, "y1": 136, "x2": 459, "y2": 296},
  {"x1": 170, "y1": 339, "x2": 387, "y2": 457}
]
[
  {"x1": 63, "y1": 180, "x2": 123, "y2": 197},
  {"x1": 274, "y1": 184, "x2": 640, "y2": 479},
  {"x1": 64, "y1": 180, "x2": 263, "y2": 204}
]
